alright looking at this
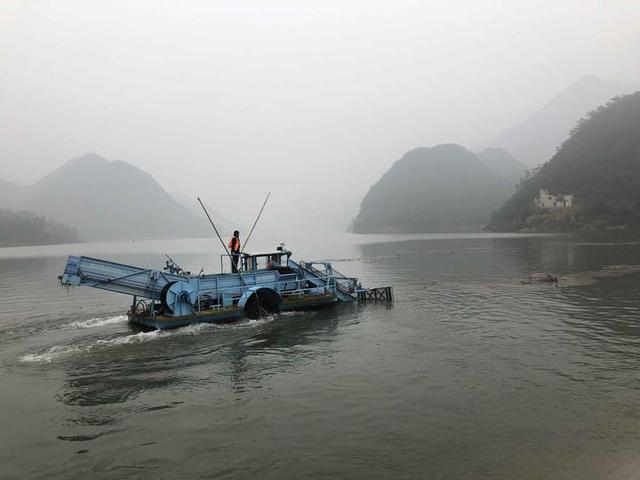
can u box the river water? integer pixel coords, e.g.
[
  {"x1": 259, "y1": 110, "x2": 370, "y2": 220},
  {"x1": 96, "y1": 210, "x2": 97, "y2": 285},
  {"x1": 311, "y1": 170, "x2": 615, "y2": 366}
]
[{"x1": 1, "y1": 232, "x2": 640, "y2": 479}]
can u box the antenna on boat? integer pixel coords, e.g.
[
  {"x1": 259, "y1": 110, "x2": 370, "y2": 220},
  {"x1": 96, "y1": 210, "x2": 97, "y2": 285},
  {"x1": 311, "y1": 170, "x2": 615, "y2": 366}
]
[
  {"x1": 197, "y1": 196, "x2": 231, "y2": 257},
  {"x1": 241, "y1": 191, "x2": 271, "y2": 254}
]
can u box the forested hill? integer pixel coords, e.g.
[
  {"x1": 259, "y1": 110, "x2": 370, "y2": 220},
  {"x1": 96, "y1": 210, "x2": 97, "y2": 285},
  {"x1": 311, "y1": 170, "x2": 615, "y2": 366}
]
[
  {"x1": 0, "y1": 209, "x2": 79, "y2": 247},
  {"x1": 351, "y1": 144, "x2": 515, "y2": 233},
  {"x1": 488, "y1": 91, "x2": 640, "y2": 231}
]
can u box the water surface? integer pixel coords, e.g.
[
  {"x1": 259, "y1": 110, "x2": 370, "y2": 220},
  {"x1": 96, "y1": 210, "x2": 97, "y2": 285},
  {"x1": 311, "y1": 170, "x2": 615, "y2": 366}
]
[{"x1": 2, "y1": 232, "x2": 640, "y2": 479}]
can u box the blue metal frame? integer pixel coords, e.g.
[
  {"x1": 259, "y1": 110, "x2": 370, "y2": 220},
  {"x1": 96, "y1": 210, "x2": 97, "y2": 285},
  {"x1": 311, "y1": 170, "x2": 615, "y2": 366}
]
[{"x1": 60, "y1": 248, "x2": 362, "y2": 327}]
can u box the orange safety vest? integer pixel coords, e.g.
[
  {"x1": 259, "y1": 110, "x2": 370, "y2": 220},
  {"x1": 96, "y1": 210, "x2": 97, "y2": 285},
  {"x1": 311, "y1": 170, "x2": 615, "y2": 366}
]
[{"x1": 229, "y1": 237, "x2": 240, "y2": 253}]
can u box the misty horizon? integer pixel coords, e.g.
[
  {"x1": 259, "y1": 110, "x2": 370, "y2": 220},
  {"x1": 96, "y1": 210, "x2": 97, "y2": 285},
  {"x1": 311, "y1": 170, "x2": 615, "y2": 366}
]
[{"x1": 2, "y1": 1, "x2": 640, "y2": 232}]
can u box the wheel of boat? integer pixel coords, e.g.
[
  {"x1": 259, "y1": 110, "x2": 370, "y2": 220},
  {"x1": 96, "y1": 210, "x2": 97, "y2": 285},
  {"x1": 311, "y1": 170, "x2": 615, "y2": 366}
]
[
  {"x1": 240, "y1": 287, "x2": 282, "y2": 320},
  {"x1": 160, "y1": 281, "x2": 176, "y2": 313}
]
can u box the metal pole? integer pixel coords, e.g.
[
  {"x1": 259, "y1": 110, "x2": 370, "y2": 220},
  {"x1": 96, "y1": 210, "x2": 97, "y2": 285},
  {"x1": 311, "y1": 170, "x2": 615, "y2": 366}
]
[
  {"x1": 241, "y1": 191, "x2": 271, "y2": 254},
  {"x1": 197, "y1": 197, "x2": 231, "y2": 257}
]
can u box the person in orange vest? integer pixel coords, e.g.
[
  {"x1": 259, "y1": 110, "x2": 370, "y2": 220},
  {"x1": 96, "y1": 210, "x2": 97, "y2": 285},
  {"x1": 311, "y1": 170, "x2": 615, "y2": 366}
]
[{"x1": 228, "y1": 230, "x2": 241, "y2": 273}]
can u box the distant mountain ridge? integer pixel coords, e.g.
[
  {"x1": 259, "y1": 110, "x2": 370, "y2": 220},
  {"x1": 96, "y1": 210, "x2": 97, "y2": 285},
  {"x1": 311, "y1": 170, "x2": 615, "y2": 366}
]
[
  {"x1": 488, "y1": 92, "x2": 640, "y2": 231},
  {"x1": 486, "y1": 75, "x2": 638, "y2": 166},
  {"x1": 0, "y1": 153, "x2": 215, "y2": 241},
  {"x1": 351, "y1": 144, "x2": 516, "y2": 233}
]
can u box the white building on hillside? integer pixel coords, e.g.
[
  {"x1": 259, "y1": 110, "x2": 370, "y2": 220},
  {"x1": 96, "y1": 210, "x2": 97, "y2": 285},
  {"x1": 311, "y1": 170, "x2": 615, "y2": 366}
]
[{"x1": 535, "y1": 189, "x2": 574, "y2": 209}]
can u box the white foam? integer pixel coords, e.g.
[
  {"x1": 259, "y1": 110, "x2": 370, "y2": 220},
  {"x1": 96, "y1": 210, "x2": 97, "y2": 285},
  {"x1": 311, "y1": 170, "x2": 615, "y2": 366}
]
[
  {"x1": 95, "y1": 330, "x2": 164, "y2": 346},
  {"x1": 64, "y1": 315, "x2": 127, "y2": 329},
  {"x1": 230, "y1": 315, "x2": 277, "y2": 328},
  {"x1": 19, "y1": 314, "x2": 281, "y2": 363},
  {"x1": 19, "y1": 331, "x2": 165, "y2": 363},
  {"x1": 19, "y1": 344, "x2": 83, "y2": 363},
  {"x1": 175, "y1": 322, "x2": 217, "y2": 335}
]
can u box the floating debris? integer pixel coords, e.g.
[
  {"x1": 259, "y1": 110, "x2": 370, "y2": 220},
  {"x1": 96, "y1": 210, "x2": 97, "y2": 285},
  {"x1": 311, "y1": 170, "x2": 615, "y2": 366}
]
[
  {"x1": 522, "y1": 272, "x2": 559, "y2": 285},
  {"x1": 520, "y1": 265, "x2": 640, "y2": 288}
]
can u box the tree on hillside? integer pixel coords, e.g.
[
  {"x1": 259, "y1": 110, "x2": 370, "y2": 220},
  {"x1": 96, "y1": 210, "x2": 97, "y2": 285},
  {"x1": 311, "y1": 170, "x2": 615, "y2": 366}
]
[
  {"x1": 489, "y1": 91, "x2": 640, "y2": 231},
  {"x1": 0, "y1": 209, "x2": 80, "y2": 246}
]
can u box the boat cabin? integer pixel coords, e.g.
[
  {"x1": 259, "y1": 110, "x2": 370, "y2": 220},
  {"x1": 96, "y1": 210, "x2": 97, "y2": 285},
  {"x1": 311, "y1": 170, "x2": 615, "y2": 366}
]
[{"x1": 220, "y1": 247, "x2": 293, "y2": 274}]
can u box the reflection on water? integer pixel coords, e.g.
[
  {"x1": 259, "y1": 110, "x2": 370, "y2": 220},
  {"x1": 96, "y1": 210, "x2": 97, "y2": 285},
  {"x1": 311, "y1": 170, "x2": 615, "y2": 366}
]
[
  {"x1": 55, "y1": 308, "x2": 346, "y2": 409},
  {"x1": 2, "y1": 233, "x2": 640, "y2": 479}
]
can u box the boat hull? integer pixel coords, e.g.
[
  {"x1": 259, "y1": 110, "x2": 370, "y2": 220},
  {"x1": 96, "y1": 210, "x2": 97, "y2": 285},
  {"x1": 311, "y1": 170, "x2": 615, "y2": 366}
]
[{"x1": 129, "y1": 292, "x2": 339, "y2": 330}]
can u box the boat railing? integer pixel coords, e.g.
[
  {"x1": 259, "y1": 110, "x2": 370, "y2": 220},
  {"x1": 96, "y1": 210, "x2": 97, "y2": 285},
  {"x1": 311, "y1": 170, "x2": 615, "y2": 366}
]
[
  {"x1": 297, "y1": 261, "x2": 359, "y2": 297},
  {"x1": 219, "y1": 251, "x2": 291, "y2": 274}
]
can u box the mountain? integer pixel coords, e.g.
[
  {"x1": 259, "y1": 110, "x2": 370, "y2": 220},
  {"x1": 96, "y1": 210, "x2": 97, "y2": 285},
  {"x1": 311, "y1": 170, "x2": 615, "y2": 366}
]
[
  {"x1": 16, "y1": 153, "x2": 211, "y2": 241},
  {"x1": 351, "y1": 144, "x2": 515, "y2": 233},
  {"x1": 0, "y1": 209, "x2": 79, "y2": 247},
  {"x1": 486, "y1": 75, "x2": 638, "y2": 166},
  {"x1": 0, "y1": 178, "x2": 25, "y2": 210},
  {"x1": 488, "y1": 92, "x2": 640, "y2": 232},
  {"x1": 476, "y1": 148, "x2": 528, "y2": 185}
]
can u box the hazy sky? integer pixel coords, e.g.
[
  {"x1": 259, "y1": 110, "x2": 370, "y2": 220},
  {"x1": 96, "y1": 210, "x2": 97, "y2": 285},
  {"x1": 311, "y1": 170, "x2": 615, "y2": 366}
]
[{"x1": 2, "y1": 0, "x2": 639, "y2": 230}]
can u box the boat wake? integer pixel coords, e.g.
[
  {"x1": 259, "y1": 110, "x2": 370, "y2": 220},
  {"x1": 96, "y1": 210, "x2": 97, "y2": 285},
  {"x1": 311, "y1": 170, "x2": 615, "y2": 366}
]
[
  {"x1": 95, "y1": 329, "x2": 166, "y2": 346},
  {"x1": 19, "y1": 314, "x2": 280, "y2": 363},
  {"x1": 19, "y1": 344, "x2": 84, "y2": 363},
  {"x1": 63, "y1": 315, "x2": 128, "y2": 330}
]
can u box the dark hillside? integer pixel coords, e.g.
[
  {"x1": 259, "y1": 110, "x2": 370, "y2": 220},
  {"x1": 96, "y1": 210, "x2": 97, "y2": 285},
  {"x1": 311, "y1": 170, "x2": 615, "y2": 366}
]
[
  {"x1": 0, "y1": 209, "x2": 79, "y2": 246},
  {"x1": 352, "y1": 144, "x2": 514, "y2": 233},
  {"x1": 489, "y1": 91, "x2": 640, "y2": 231}
]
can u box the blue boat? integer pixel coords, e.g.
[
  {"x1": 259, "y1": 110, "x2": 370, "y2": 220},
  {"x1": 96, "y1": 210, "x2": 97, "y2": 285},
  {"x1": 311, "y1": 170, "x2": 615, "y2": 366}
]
[{"x1": 59, "y1": 248, "x2": 392, "y2": 330}]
